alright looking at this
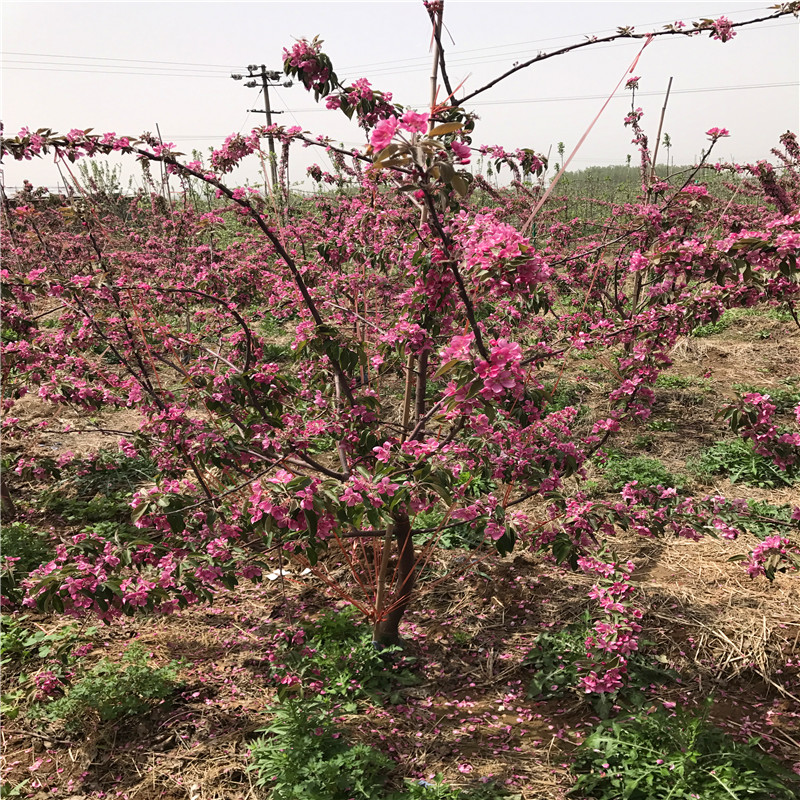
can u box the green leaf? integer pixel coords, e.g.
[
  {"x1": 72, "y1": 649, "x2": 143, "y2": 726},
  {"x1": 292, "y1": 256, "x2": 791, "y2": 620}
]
[
  {"x1": 451, "y1": 174, "x2": 468, "y2": 197},
  {"x1": 428, "y1": 122, "x2": 463, "y2": 137}
]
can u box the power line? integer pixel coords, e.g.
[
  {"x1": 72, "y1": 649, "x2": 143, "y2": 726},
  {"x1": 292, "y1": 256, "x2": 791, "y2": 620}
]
[
  {"x1": 3, "y1": 14, "x2": 791, "y2": 82},
  {"x1": 1, "y1": 50, "x2": 248, "y2": 69},
  {"x1": 261, "y1": 80, "x2": 799, "y2": 115},
  {"x1": 2, "y1": 66, "x2": 234, "y2": 78},
  {"x1": 2, "y1": 58, "x2": 236, "y2": 75},
  {"x1": 467, "y1": 81, "x2": 799, "y2": 107}
]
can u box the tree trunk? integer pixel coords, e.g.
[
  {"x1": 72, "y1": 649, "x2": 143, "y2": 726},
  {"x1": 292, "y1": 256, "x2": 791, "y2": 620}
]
[{"x1": 373, "y1": 512, "x2": 415, "y2": 648}]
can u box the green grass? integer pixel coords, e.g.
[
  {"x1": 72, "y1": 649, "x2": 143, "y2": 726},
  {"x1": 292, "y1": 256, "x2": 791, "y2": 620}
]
[
  {"x1": 690, "y1": 439, "x2": 800, "y2": 488},
  {"x1": 654, "y1": 374, "x2": 710, "y2": 391},
  {"x1": 601, "y1": 450, "x2": 684, "y2": 491},
  {"x1": 692, "y1": 306, "x2": 794, "y2": 338},
  {"x1": 570, "y1": 701, "x2": 800, "y2": 800}
]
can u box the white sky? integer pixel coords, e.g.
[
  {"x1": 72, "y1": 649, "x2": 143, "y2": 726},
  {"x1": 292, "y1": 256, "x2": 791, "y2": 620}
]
[{"x1": 1, "y1": 1, "x2": 798, "y2": 191}]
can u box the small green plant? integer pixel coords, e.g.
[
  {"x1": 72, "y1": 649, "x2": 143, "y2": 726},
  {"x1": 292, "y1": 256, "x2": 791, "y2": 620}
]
[
  {"x1": 34, "y1": 643, "x2": 180, "y2": 732},
  {"x1": 308, "y1": 433, "x2": 338, "y2": 454},
  {"x1": 413, "y1": 509, "x2": 485, "y2": 550},
  {"x1": 601, "y1": 451, "x2": 683, "y2": 491},
  {"x1": 646, "y1": 419, "x2": 676, "y2": 432},
  {"x1": 570, "y1": 701, "x2": 800, "y2": 800},
  {"x1": 631, "y1": 433, "x2": 654, "y2": 451},
  {"x1": 1, "y1": 523, "x2": 54, "y2": 603},
  {"x1": 283, "y1": 609, "x2": 417, "y2": 710},
  {"x1": 654, "y1": 374, "x2": 709, "y2": 391},
  {"x1": 261, "y1": 341, "x2": 293, "y2": 362},
  {"x1": 692, "y1": 306, "x2": 793, "y2": 338},
  {"x1": 398, "y1": 777, "x2": 513, "y2": 799},
  {"x1": 0, "y1": 615, "x2": 95, "y2": 667},
  {"x1": 39, "y1": 450, "x2": 159, "y2": 525},
  {"x1": 248, "y1": 697, "x2": 393, "y2": 800},
  {"x1": 691, "y1": 438, "x2": 800, "y2": 488},
  {"x1": 256, "y1": 311, "x2": 287, "y2": 335},
  {"x1": 692, "y1": 318, "x2": 730, "y2": 338},
  {"x1": 543, "y1": 380, "x2": 587, "y2": 413},
  {"x1": 739, "y1": 500, "x2": 796, "y2": 539},
  {"x1": 0, "y1": 779, "x2": 31, "y2": 799}
]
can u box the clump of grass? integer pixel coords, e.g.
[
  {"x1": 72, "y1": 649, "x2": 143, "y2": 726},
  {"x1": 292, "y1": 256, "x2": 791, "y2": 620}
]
[
  {"x1": 692, "y1": 306, "x2": 794, "y2": 338},
  {"x1": 600, "y1": 450, "x2": 684, "y2": 491},
  {"x1": 690, "y1": 438, "x2": 800, "y2": 488},
  {"x1": 570, "y1": 701, "x2": 800, "y2": 800},
  {"x1": 655, "y1": 374, "x2": 710, "y2": 391}
]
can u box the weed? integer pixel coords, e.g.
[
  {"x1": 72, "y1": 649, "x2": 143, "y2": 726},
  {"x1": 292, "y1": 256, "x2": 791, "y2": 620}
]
[
  {"x1": 450, "y1": 629, "x2": 472, "y2": 645},
  {"x1": 34, "y1": 643, "x2": 181, "y2": 733},
  {"x1": 249, "y1": 697, "x2": 511, "y2": 800},
  {"x1": 0, "y1": 779, "x2": 31, "y2": 798},
  {"x1": 654, "y1": 374, "x2": 709, "y2": 391},
  {"x1": 692, "y1": 306, "x2": 793, "y2": 338},
  {"x1": 308, "y1": 434, "x2": 338, "y2": 455},
  {"x1": 280, "y1": 609, "x2": 417, "y2": 710},
  {"x1": 248, "y1": 696, "x2": 393, "y2": 800},
  {"x1": 570, "y1": 701, "x2": 800, "y2": 800},
  {"x1": 257, "y1": 312, "x2": 288, "y2": 336},
  {"x1": 739, "y1": 500, "x2": 796, "y2": 539},
  {"x1": 631, "y1": 433, "x2": 654, "y2": 451},
  {"x1": 1, "y1": 522, "x2": 54, "y2": 603},
  {"x1": 413, "y1": 509, "x2": 486, "y2": 550},
  {"x1": 543, "y1": 380, "x2": 587, "y2": 413},
  {"x1": 38, "y1": 450, "x2": 158, "y2": 525},
  {"x1": 692, "y1": 318, "x2": 729, "y2": 338},
  {"x1": 261, "y1": 341, "x2": 293, "y2": 362},
  {"x1": 0, "y1": 614, "x2": 95, "y2": 667},
  {"x1": 398, "y1": 777, "x2": 513, "y2": 798},
  {"x1": 601, "y1": 451, "x2": 683, "y2": 491},
  {"x1": 690, "y1": 439, "x2": 800, "y2": 488},
  {"x1": 646, "y1": 419, "x2": 676, "y2": 432}
]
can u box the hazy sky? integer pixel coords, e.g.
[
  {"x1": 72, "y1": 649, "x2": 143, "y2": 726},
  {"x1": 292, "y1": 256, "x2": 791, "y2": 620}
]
[{"x1": 2, "y1": 1, "x2": 798, "y2": 191}]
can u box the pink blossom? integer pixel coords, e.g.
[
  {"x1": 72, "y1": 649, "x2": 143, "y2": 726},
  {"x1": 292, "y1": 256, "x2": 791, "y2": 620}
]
[
  {"x1": 400, "y1": 110, "x2": 429, "y2": 135},
  {"x1": 711, "y1": 16, "x2": 736, "y2": 43},
  {"x1": 451, "y1": 140, "x2": 471, "y2": 164},
  {"x1": 370, "y1": 117, "x2": 399, "y2": 150}
]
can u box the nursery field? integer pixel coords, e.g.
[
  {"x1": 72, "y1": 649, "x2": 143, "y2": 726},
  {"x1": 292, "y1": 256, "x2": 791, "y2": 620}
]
[{"x1": 3, "y1": 6, "x2": 800, "y2": 799}]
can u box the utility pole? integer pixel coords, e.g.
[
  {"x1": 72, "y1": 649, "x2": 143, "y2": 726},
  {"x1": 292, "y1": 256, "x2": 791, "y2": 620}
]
[{"x1": 230, "y1": 65, "x2": 293, "y2": 190}]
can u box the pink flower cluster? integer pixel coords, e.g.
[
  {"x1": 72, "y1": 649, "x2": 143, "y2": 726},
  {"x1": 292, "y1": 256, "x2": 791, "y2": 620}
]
[
  {"x1": 706, "y1": 127, "x2": 730, "y2": 141},
  {"x1": 475, "y1": 338, "x2": 523, "y2": 396},
  {"x1": 369, "y1": 109, "x2": 430, "y2": 149},
  {"x1": 711, "y1": 16, "x2": 737, "y2": 43},
  {"x1": 282, "y1": 38, "x2": 330, "y2": 92},
  {"x1": 746, "y1": 536, "x2": 796, "y2": 578}
]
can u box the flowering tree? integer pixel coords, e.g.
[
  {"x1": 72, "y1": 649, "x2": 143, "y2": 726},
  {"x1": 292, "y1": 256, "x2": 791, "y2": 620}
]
[{"x1": 2, "y1": 2, "x2": 799, "y2": 694}]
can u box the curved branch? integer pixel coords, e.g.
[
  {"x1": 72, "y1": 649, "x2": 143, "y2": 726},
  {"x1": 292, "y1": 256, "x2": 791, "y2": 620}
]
[{"x1": 458, "y1": 8, "x2": 796, "y2": 106}]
